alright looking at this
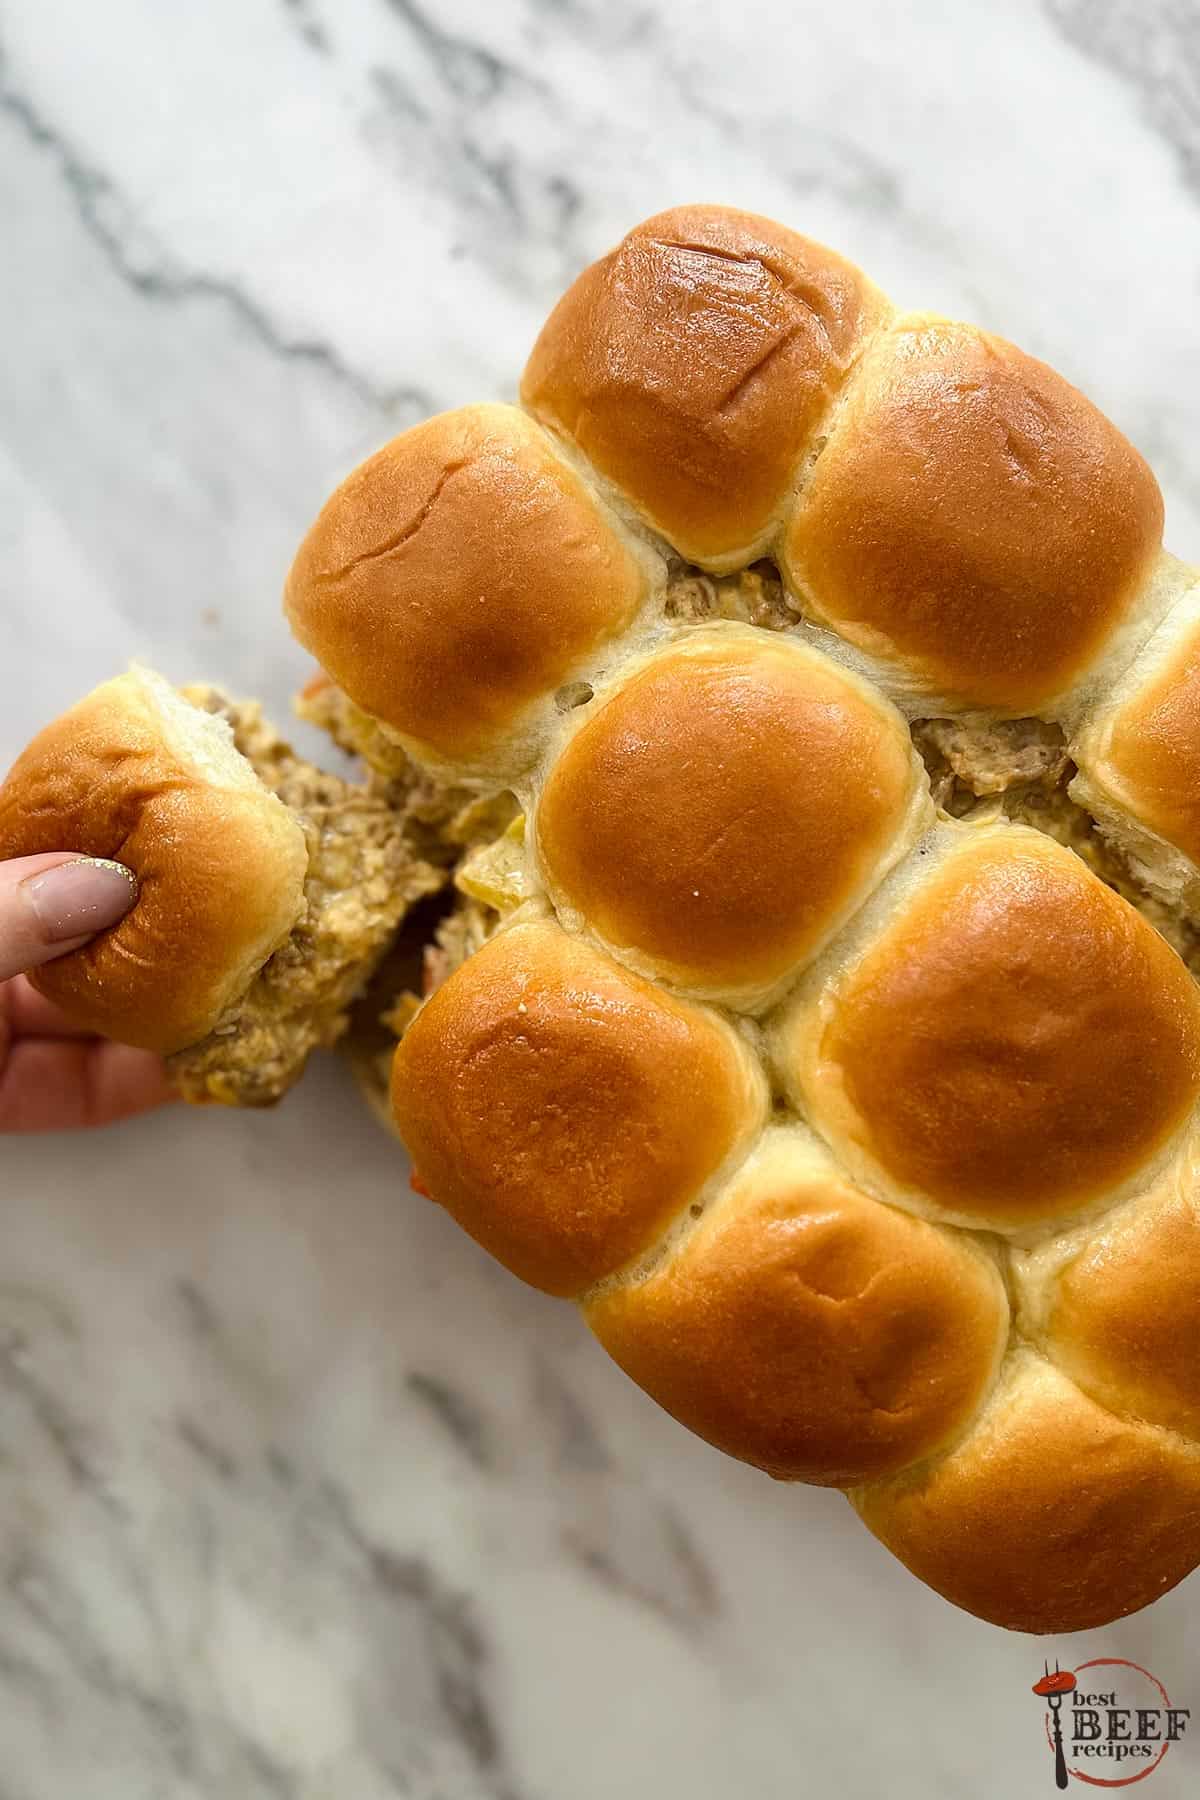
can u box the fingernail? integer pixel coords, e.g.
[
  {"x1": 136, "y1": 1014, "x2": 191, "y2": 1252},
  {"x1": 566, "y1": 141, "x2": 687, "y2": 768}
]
[{"x1": 23, "y1": 858, "x2": 138, "y2": 944}]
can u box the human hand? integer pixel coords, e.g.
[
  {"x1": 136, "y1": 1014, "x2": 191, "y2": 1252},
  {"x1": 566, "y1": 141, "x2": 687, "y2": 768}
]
[{"x1": 0, "y1": 853, "x2": 174, "y2": 1131}]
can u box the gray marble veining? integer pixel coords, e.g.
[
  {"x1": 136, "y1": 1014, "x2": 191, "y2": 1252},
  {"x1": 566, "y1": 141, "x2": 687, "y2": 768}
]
[
  {"x1": 3, "y1": 2, "x2": 1200, "y2": 1794},
  {"x1": 1046, "y1": 0, "x2": 1200, "y2": 196}
]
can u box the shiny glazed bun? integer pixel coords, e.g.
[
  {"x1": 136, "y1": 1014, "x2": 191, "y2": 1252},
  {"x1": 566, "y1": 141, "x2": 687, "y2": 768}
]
[
  {"x1": 534, "y1": 626, "x2": 930, "y2": 1005},
  {"x1": 390, "y1": 919, "x2": 766, "y2": 1297},
  {"x1": 522, "y1": 205, "x2": 889, "y2": 568},
  {"x1": 586, "y1": 1128, "x2": 1008, "y2": 1486},
  {"x1": 782, "y1": 316, "x2": 1164, "y2": 712},
  {"x1": 852, "y1": 1352, "x2": 1200, "y2": 1635},
  {"x1": 775, "y1": 824, "x2": 1200, "y2": 1229},
  {"x1": 0, "y1": 670, "x2": 307, "y2": 1054},
  {"x1": 285, "y1": 404, "x2": 656, "y2": 769}
]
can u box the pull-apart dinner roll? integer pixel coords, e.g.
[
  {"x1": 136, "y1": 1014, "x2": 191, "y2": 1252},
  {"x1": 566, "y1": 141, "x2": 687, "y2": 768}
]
[
  {"x1": 522, "y1": 205, "x2": 891, "y2": 569},
  {"x1": 285, "y1": 403, "x2": 660, "y2": 776},
  {"x1": 390, "y1": 918, "x2": 766, "y2": 1297},
  {"x1": 780, "y1": 315, "x2": 1167, "y2": 713},
  {"x1": 533, "y1": 626, "x2": 931, "y2": 1007},
  {"x1": 586, "y1": 1127, "x2": 1008, "y2": 1487},
  {"x1": 772, "y1": 823, "x2": 1200, "y2": 1231},
  {"x1": 0, "y1": 669, "x2": 448, "y2": 1103}
]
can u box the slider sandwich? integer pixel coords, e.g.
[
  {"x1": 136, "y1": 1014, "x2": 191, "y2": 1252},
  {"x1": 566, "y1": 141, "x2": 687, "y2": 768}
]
[{"x1": 0, "y1": 667, "x2": 488, "y2": 1104}]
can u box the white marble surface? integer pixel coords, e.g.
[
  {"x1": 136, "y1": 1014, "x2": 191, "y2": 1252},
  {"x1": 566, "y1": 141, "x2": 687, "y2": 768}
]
[{"x1": 3, "y1": 1, "x2": 1200, "y2": 1793}]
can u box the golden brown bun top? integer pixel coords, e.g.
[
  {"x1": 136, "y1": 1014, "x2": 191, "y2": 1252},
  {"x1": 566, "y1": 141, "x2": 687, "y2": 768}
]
[
  {"x1": 852, "y1": 1352, "x2": 1200, "y2": 1634},
  {"x1": 284, "y1": 404, "x2": 652, "y2": 768},
  {"x1": 0, "y1": 671, "x2": 308, "y2": 1054},
  {"x1": 782, "y1": 316, "x2": 1164, "y2": 711},
  {"x1": 1022, "y1": 1156, "x2": 1200, "y2": 1440},
  {"x1": 522, "y1": 205, "x2": 889, "y2": 569},
  {"x1": 390, "y1": 918, "x2": 767, "y2": 1298},
  {"x1": 780, "y1": 826, "x2": 1200, "y2": 1227},
  {"x1": 535, "y1": 626, "x2": 928, "y2": 1004},
  {"x1": 586, "y1": 1128, "x2": 1007, "y2": 1487},
  {"x1": 1080, "y1": 600, "x2": 1200, "y2": 866}
]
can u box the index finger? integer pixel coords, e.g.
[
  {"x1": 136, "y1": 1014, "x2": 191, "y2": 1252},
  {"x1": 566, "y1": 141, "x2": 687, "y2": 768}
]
[
  {"x1": 0, "y1": 1036, "x2": 176, "y2": 1132},
  {"x1": 1, "y1": 975, "x2": 103, "y2": 1040}
]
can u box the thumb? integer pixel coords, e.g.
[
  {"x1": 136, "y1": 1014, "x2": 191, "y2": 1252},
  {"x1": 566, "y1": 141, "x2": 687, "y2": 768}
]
[{"x1": 0, "y1": 854, "x2": 138, "y2": 983}]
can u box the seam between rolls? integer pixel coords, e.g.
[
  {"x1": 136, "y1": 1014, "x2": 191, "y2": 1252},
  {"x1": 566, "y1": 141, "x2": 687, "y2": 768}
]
[
  {"x1": 1014, "y1": 1343, "x2": 1200, "y2": 1463},
  {"x1": 848, "y1": 1336, "x2": 1200, "y2": 1521},
  {"x1": 769, "y1": 303, "x2": 891, "y2": 546},
  {"x1": 1017, "y1": 1317, "x2": 1200, "y2": 1459},
  {"x1": 574, "y1": 1098, "x2": 777, "y2": 1309}
]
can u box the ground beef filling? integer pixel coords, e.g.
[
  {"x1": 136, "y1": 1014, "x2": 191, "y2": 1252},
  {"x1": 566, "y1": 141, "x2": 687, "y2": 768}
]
[
  {"x1": 295, "y1": 672, "x2": 417, "y2": 781},
  {"x1": 344, "y1": 893, "x2": 500, "y2": 1134},
  {"x1": 167, "y1": 688, "x2": 448, "y2": 1107},
  {"x1": 665, "y1": 560, "x2": 799, "y2": 631},
  {"x1": 295, "y1": 672, "x2": 517, "y2": 860},
  {"x1": 912, "y1": 716, "x2": 1200, "y2": 970}
]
